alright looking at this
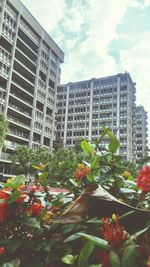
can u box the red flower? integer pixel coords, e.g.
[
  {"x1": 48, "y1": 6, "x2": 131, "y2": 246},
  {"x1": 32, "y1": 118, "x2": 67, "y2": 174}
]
[
  {"x1": 15, "y1": 193, "x2": 27, "y2": 203},
  {"x1": 15, "y1": 188, "x2": 28, "y2": 203},
  {"x1": 0, "y1": 189, "x2": 10, "y2": 200},
  {"x1": 137, "y1": 167, "x2": 150, "y2": 192},
  {"x1": 101, "y1": 215, "x2": 128, "y2": 247},
  {"x1": 26, "y1": 203, "x2": 44, "y2": 216},
  {"x1": 0, "y1": 247, "x2": 5, "y2": 255},
  {"x1": 0, "y1": 203, "x2": 8, "y2": 221}
]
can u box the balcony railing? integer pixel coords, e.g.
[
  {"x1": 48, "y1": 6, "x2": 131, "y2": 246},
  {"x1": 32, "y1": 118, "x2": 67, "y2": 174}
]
[
  {"x1": 8, "y1": 103, "x2": 31, "y2": 117},
  {"x1": 8, "y1": 115, "x2": 31, "y2": 129},
  {"x1": 0, "y1": 152, "x2": 10, "y2": 160},
  {"x1": 10, "y1": 92, "x2": 32, "y2": 107},
  {"x1": 9, "y1": 129, "x2": 29, "y2": 140}
]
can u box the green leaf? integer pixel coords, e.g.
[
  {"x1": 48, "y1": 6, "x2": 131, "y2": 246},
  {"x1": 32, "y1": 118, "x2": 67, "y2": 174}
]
[
  {"x1": 86, "y1": 173, "x2": 95, "y2": 183},
  {"x1": 108, "y1": 138, "x2": 120, "y2": 153},
  {"x1": 63, "y1": 224, "x2": 77, "y2": 234},
  {"x1": 78, "y1": 233, "x2": 109, "y2": 249},
  {"x1": 3, "y1": 175, "x2": 25, "y2": 189},
  {"x1": 96, "y1": 127, "x2": 114, "y2": 146},
  {"x1": 7, "y1": 190, "x2": 22, "y2": 204},
  {"x1": 109, "y1": 251, "x2": 121, "y2": 267},
  {"x1": 119, "y1": 188, "x2": 136, "y2": 194},
  {"x1": 9, "y1": 259, "x2": 21, "y2": 267},
  {"x1": 122, "y1": 245, "x2": 137, "y2": 267},
  {"x1": 64, "y1": 232, "x2": 83, "y2": 243},
  {"x1": 119, "y1": 211, "x2": 135, "y2": 221},
  {"x1": 87, "y1": 218, "x2": 103, "y2": 224},
  {"x1": 131, "y1": 226, "x2": 149, "y2": 240},
  {"x1": 81, "y1": 140, "x2": 94, "y2": 154},
  {"x1": 61, "y1": 254, "x2": 77, "y2": 265},
  {"x1": 91, "y1": 157, "x2": 100, "y2": 169},
  {"x1": 64, "y1": 232, "x2": 109, "y2": 249},
  {"x1": 103, "y1": 127, "x2": 115, "y2": 139},
  {"x1": 78, "y1": 241, "x2": 94, "y2": 267},
  {"x1": 12, "y1": 175, "x2": 25, "y2": 186},
  {"x1": 1, "y1": 264, "x2": 12, "y2": 267},
  {"x1": 89, "y1": 265, "x2": 102, "y2": 267},
  {"x1": 69, "y1": 179, "x2": 79, "y2": 187},
  {"x1": 22, "y1": 217, "x2": 41, "y2": 228}
]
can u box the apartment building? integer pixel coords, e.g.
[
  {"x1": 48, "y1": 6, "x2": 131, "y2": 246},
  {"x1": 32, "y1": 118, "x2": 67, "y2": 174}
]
[
  {"x1": 135, "y1": 106, "x2": 148, "y2": 162},
  {"x1": 0, "y1": 0, "x2": 64, "y2": 180},
  {"x1": 57, "y1": 72, "x2": 137, "y2": 162}
]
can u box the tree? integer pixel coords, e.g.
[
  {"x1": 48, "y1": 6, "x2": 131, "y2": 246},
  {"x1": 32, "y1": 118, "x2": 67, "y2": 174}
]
[
  {"x1": 11, "y1": 145, "x2": 35, "y2": 176},
  {"x1": 34, "y1": 147, "x2": 52, "y2": 165},
  {"x1": 53, "y1": 136, "x2": 64, "y2": 152},
  {"x1": 0, "y1": 113, "x2": 8, "y2": 151}
]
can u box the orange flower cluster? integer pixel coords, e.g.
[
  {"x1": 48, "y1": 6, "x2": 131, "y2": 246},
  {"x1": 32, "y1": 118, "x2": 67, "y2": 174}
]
[
  {"x1": 101, "y1": 215, "x2": 128, "y2": 247},
  {"x1": 26, "y1": 203, "x2": 44, "y2": 216},
  {"x1": 74, "y1": 163, "x2": 91, "y2": 181}
]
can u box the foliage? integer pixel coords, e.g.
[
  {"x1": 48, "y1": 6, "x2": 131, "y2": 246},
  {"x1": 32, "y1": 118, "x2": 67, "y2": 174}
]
[
  {"x1": 10, "y1": 146, "x2": 36, "y2": 176},
  {"x1": 0, "y1": 113, "x2": 8, "y2": 151},
  {"x1": 1, "y1": 128, "x2": 150, "y2": 266}
]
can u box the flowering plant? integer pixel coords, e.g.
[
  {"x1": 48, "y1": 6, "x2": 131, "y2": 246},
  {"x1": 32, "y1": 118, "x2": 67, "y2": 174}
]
[{"x1": 0, "y1": 128, "x2": 150, "y2": 266}]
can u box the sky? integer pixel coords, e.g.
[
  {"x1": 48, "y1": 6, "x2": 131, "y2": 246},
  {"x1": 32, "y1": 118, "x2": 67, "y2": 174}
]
[{"x1": 21, "y1": 0, "x2": 150, "y2": 143}]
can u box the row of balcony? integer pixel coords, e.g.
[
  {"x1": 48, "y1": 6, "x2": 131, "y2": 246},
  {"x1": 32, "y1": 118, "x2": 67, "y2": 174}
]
[
  {"x1": 8, "y1": 102, "x2": 31, "y2": 117},
  {"x1": 7, "y1": 115, "x2": 31, "y2": 129}
]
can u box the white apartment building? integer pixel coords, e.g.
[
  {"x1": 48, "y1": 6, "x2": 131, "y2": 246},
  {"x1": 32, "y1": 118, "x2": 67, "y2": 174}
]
[
  {"x1": 0, "y1": 0, "x2": 64, "y2": 180},
  {"x1": 135, "y1": 106, "x2": 148, "y2": 162},
  {"x1": 57, "y1": 72, "x2": 137, "y2": 162}
]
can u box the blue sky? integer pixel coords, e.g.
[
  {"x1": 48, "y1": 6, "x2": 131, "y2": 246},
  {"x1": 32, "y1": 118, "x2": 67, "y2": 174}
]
[{"x1": 21, "y1": 0, "x2": 150, "y2": 142}]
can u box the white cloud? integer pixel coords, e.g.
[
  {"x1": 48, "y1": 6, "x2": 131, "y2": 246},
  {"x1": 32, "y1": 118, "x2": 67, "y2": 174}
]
[
  {"x1": 61, "y1": 0, "x2": 134, "y2": 82},
  {"x1": 119, "y1": 33, "x2": 150, "y2": 141},
  {"x1": 143, "y1": 0, "x2": 150, "y2": 7},
  {"x1": 62, "y1": 1, "x2": 86, "y2": 33},
  {"x1": 21, "y1": 0, "x2": 67, "y2": 32}
]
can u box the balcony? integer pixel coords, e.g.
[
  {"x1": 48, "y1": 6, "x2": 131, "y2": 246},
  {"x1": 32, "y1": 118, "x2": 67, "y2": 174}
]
[
  {"x1": 15, "y1": 47, "x2": 37, "y2": 74},
  {"x1": 11, "y1": 81, "x2": 34, "y2": 97},
  {"x1": 0, "y1": 63, "x2": 9, "y2": 79},
  {"x1": 38, "y1": 79, "x2": 46, "y2": 91},
  {"x1": 14, "y1": 59, "x2": 35, "y2": 85},
  {"x1": 13, "y1": 69, "x2": 35, "y2": 88},
  {"x1": 0, "y1": 152, "x2": 11, "y2": 162},
  {"x1": 0, "y1": 48, "x2": 11, "y2": 66},
  {"x1": 8, "y1": 103, "x2": 31, "y2": 118},
  {"x1": 19, "y1": 21, "x2": 39, "y2": 47},
  {"x1": 34, "y1": 127, "x2": 42, "y2": 134},
  {"x1": 5, "y1": 140, "x2": 19, "y2": 150},
  {"x1": 7, "y1": 115, "x2": 31, "y2": 130},
  {"x1": 2, "y1": 24, "x2": 14, "y2": 44},
  {"x1": 17, "y1": 37, "x2": 38, "y2": 62},
  {"x1": 8, "y1": 129, "x2": 29, "y2": 141},
  {"x1": 9, "y1": 92, "x2": 32, "y2": 108}
]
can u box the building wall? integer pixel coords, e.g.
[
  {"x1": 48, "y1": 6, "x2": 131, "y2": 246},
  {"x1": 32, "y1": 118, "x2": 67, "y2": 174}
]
[
  {"x1": 57, "y1": 72, "x2": 137, "y2": 162},
  {"x1": 135, "y1": 106, "x2": 148, "y2": 162},
  {"x1": 0, "y1": 0, "x2": 64, "y2": 180}
]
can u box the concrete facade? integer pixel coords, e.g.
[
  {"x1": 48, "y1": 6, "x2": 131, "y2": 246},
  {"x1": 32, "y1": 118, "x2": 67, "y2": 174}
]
[
  {"x1": 57, "y1": 72, "x2": 138, "y2": 162},
  {"x1": 135, "y1": 106, "x2": 148, "y2": 162},
  {"x1": 0, "y1": 0, "x2": 64, "y2": 180}
]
